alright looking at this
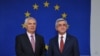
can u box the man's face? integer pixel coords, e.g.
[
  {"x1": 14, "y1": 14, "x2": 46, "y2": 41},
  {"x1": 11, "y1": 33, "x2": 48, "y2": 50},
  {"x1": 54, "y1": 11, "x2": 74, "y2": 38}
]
[
  {"x1": 25, "y1": 19, "x2": 36, "y2": 33},
  {"x1": 56, "y1": 21, "x2": 68, "y2": 34}
]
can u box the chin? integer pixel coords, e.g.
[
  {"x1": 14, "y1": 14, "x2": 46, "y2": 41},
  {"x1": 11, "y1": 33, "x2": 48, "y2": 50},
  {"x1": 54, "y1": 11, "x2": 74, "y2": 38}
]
[
  {"x1": 29, "y1": 30, "x2": 35, "y2": 32},
  {"x1": 31, "y1": 30, "x2": 35, "y2": 32},
  {"x1": 60, "y1": 31, "x2": 66, "y2": 33}
]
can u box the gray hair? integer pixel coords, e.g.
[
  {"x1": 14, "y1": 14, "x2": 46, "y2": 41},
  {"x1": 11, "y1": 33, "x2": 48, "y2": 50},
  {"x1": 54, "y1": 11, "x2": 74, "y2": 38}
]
[
  {"x1": 24, "y1": 17, "x2": 37, "y2": 24},
  {"x1": 55, "y1": 18, "x2": 68, "y2": 27}
]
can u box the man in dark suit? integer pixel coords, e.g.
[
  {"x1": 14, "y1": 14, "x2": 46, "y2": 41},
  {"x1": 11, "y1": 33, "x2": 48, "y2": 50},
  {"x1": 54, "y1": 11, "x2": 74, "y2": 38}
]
[
  {"x1": 15, "y1": 17, "x2": 45, "y2": 56},
  {"x1": 48, "y1": 18, "x2": 80, "y2": 56}
]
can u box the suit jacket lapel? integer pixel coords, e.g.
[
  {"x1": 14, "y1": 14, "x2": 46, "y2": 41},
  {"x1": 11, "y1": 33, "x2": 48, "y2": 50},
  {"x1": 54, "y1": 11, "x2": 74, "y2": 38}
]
[
  {"x1": 55, "y1": 36, "x2": 62, "y2": 54},
  {"x1": 35, "y1": 34, "x2": 40, "y2": 54},
  {"x1": 62, "y1": 34, "x2": 70, "y2": 53},
  {"x1": 35, "y1": 34, "x2": 38, "y2": 53},
  {"x1": 24, "y1": 33, "x2": 35, "y2": 53}
]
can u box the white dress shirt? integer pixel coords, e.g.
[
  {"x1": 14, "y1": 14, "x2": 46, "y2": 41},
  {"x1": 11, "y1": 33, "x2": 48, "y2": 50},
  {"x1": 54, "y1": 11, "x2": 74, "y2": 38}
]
[
  {"x1": 58, "y1": 33, "x2": 67, "y2": 48},
  {"x1": 27, "y1": 32, "x2": 36, "y2": 42}
]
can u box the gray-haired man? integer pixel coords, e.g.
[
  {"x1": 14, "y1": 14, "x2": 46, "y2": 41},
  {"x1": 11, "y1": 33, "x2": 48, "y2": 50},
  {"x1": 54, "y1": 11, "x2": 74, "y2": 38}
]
[
  {"x1": 48, "y1": 18, "x2": 80, "y2": 56},
  {"x1": 15, "y1": 17, "x2": 46, "y2": 56}
]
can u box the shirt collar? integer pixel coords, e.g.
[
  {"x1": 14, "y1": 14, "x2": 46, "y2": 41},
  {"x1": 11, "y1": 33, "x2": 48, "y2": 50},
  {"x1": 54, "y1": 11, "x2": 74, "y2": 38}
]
[
  {"x1": 27, "y1": 32, "x2": 35, "y2": 37},
  {"x1": 58, "y1": 33, "x2": 67, "y2": 39}
]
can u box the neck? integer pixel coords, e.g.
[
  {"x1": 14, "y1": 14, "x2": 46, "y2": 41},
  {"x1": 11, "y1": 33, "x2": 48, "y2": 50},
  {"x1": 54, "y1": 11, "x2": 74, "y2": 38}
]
[
  {"x1": 59, "y1": 32, "x2": 66, "y2": 35},
  {"x1": 27, "y1": 31, "x2": 35, "y2": 34}
]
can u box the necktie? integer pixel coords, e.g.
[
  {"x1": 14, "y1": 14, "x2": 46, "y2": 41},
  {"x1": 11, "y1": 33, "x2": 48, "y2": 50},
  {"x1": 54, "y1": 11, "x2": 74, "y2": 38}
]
[
  {"x1": 60, "y1": 36, "x2": 64, "y2": 53},
  {"x1": 31, "y1": 35, "x2": 35, "y2": 52}
]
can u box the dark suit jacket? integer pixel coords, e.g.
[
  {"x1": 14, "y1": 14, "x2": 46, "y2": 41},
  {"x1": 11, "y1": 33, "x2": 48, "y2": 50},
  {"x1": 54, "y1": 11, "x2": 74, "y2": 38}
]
[
  {"x1": 48, "y1": 33, "x2": 80, "y2": 56},
  {"x1": 15, "y1": 33, "x2": 46, "y2": 56}
]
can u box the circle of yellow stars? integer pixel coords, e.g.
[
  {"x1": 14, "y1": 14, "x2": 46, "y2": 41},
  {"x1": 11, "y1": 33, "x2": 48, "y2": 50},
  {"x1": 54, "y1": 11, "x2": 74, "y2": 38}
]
[
  {"x1": 24, "y1": 1, "x2": 67, "y2": 28},
  {"x1": 25, "y1": 1, "x2": 67, "y2": 18}
]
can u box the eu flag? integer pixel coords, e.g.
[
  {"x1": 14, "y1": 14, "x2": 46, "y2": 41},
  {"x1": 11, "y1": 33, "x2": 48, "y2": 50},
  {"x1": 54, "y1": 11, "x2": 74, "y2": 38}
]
[{"x1": 0, "y1": 0, "x2": 90, "y2": 56}]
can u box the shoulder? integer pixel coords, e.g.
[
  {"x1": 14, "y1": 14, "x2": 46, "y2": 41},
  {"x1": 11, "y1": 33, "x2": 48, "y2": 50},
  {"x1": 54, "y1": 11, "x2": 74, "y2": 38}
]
[
  {"x1": 16, "y1": 33, "x2": 26, "y2": 37},
  {"x1": 35, "y1": 33, "x2": 43, "y2": 37},
  {"x1": 16, "y1": 33, "x2": 27, "y2": 39},
  {"x1": 35, "y1": 33, "x2": 44, "y2": 40},
  {"x1": 15, "y1": 33, "x2": 27, "y2": 42},
  {"x1": 49, "y1": 35, "x2": 58, "y2": 42},
  {"x1": 67, "y1": 33, "x2": 78, "y2": 42}
]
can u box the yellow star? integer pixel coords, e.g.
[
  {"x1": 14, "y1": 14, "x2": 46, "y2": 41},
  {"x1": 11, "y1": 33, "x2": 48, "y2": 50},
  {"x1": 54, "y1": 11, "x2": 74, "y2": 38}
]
[
  {"x1": 25, "y1": 11, "x2": 31, "y2": 17},
  {"x1": 54, "y1": 4, "x2": 60, "y2": 11},
  {"x1": 33, "y1": 3, "x2": 39, "y2": 10},
  {"x1": 44, "y1": 1, "x2": 49, "y2": 7},
  {"x1": 45, "y1": 45, "x2": 48, "y2": 50},
  {"x1": 62, "y1": 12, "x2": 67, "y2": 19},
  {"x1": 22, "y1": 24, "x2": 26, "y2": 28}
]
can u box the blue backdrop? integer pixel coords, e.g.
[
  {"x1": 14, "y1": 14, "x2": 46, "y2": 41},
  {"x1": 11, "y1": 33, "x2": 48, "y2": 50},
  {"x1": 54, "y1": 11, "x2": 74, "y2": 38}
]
[{"x1": 0, "y1": 0, "x2": 90, "y2": 56}]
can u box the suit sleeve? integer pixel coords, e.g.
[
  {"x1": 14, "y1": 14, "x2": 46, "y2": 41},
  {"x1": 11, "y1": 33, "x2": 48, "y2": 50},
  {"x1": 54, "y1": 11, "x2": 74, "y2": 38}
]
[
  {"x1": 73, "y1": 38, "x2": 80, "y2": 56},
  {"x1": 48, "y1": 39, "x2": 53, "y2": 56},
  {"x1": 15, "y1": 36, "x2": 26, "y2": 56}
]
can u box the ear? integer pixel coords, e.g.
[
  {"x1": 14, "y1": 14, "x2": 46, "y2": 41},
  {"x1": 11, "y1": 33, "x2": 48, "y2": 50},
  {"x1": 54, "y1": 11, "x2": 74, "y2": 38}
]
[
  {"x1": 55, "y1": 26, "x2": 58, "y2": 31},
  {"x1": 67, "y1": 25, "x2": 69, "y2": 29}
]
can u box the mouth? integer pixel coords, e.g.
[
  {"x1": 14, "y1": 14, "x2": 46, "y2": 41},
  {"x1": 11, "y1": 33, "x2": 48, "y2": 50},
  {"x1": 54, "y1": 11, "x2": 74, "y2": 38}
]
[{"x1": 30, "y1": 28, "x2": 35, "y2": 29}]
